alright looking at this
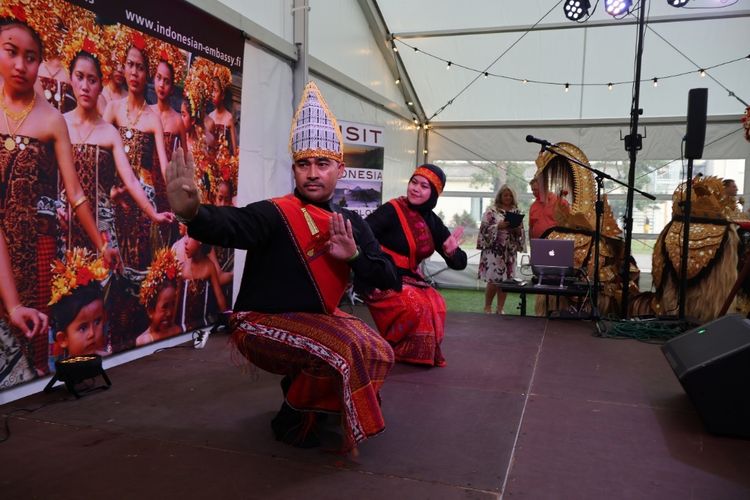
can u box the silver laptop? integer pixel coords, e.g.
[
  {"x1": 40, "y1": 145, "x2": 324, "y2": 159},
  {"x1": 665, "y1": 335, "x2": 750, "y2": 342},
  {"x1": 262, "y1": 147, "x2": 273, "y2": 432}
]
[{"x1": 530, "y1": 239, "x2": 575, "y2": 285}]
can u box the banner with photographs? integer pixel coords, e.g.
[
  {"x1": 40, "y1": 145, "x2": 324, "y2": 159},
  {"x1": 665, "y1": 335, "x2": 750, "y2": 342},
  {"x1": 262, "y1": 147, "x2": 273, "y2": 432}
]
[
  {"x1": 334, "y1": 121, "x2": 384, "y2": 218},
  {"x1": 0, "y1": 0, "x2": 242, "y2": 390}
]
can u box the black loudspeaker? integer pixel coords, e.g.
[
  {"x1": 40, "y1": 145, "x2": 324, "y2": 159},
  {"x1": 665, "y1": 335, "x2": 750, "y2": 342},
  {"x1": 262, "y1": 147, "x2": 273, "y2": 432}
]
[
  {"x1": 662, "y1": 314, "x2": 750, "y2": 438},
  {"x1": 684, "y1": 88, "x2": 708, "y2": 159}
]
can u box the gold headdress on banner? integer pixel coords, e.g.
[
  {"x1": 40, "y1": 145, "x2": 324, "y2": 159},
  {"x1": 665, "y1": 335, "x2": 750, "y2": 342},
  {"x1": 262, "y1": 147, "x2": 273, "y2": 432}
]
[
  {"x1": 60, "y1": 28, "x2": 113, "y2": 89},
  {"x1": 153, "y1": 41, "x2": 188, "y2": 88},
  {"x1": 107, "y1": 24, "x2": 159, "y2": 77},
  {"x1": 9, "y1": 0, "x2": 94, "y2": 61},
  {"x1": 49, "y1": 248, "x2": 109, "y2": 306},
  {"x1": 139, "y1": 248, "x2": 182, "y2": 309},
  {"x1": 289, "y1": 81, "x2": 343, "y2": 163},
  {"x1": 183, "y1": 57, "x2": 215, "y2": 119},
  {"x1": 209, "y1": 147, "x2": 239, "y2": 200},
  {"x1": 213, "y1": 65, "x2": 232, "y2": 93}
]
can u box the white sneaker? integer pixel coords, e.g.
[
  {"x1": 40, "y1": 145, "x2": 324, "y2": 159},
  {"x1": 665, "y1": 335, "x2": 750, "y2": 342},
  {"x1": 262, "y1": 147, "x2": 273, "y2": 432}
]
[{"x1": 194, "y1": 329, "x2": 210, "y2": 349}]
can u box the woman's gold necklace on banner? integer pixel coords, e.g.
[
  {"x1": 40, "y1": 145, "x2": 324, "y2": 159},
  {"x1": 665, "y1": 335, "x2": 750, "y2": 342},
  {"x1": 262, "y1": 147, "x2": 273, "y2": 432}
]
[
  {"x1": 0, "y1": 86, "x2": 36, "y2": 152},
  {"x1": 76, "y1": 116, "x2": 99, "y2": 153},
  {"x1": 123, "y1": 99, "x2": 146, "y2": 152},
  {"x1": 41, "y1": 61, "x2": 64, "y2": 103}
]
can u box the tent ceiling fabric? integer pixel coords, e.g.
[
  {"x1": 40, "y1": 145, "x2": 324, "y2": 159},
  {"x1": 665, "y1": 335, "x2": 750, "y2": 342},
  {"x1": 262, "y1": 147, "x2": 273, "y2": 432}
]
[{"x1": 376, "y1": 0, "x2": 750, "y2": 122}]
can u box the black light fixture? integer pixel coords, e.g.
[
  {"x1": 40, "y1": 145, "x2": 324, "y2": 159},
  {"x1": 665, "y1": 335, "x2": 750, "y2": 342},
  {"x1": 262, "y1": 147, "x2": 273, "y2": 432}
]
[
  {"x1": 44, "y1": 354, "x2": 112, "y2": 399},
  {"x1": 564, "y1": 0, "x2": 591, "y2": 21},
  {"x1": 667, "y1": 0, "x2": 690, "y2": 6},
  {"x1": 604, "y1": 0, "x2": 633, "y2": 16}
]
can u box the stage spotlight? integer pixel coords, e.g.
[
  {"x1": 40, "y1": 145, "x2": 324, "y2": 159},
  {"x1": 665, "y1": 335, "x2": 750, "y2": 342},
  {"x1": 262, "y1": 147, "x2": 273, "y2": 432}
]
[
  {"x1": 604, "y1": 0, "x2": 632, "y2": 16},
  {"x1": 667, "y1": 0, "x2": 689, "y2": 6},
  {"x1": 564, "y1": 0, "x2": 591, "y2": 21}
]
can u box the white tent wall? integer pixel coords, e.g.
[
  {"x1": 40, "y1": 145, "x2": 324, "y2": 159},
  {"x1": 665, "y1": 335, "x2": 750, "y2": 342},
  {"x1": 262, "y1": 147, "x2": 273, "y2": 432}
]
[
  {"x1": 308, "y1": 0, "x2": 405, "y2": 107},
  {"x1": 232, "y1": 43, "x2": 295, "y2": 305},
  {"x1": 215, "y1": 0, "x2": 294, "y2": 41}
]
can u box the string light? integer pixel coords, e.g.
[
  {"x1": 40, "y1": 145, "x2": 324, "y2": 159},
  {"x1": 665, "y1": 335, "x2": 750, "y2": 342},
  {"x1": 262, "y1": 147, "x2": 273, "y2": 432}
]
[
  {"x1": 392, "y1": 43, "x2": 398, "y2": 52},
  {"x1": 389, "y1": 38, "x2": 745, "y2": 92},
  {"x1": 652, "y1": 77, "x2": 658, "y2": 87},
  {"x1": 395, "y1": 78, "x2": 400, "y2": 85},
  {"x1": 413, "y1": 118, "x2": 419, "y2": 124},
  {"x1": 564, "y1": 83, "x2": 570, "y2": 92},
  {"x1": 423, "y1": 149, "x2": 428, "y2": 155},
  {"x1": 407, "y1": 101, "x2": 413, "y2": 106}
]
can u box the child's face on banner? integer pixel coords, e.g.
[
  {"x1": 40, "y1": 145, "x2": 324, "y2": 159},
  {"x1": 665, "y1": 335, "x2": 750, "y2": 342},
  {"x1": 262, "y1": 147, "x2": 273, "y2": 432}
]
[
  {"x1": 125, "y1": 47, "x2": 148, "y2": 94},
  {"x1": 184, "y1": 237, "x2": 200, "y2": 259},
  {"x1": 0, "y1": 25, "x2": 41, "y2": 92},
  {"x1": 212, "y1": 80, "x2": 222, "y2": 106},
  {"x1": 216, "y1": 182, "x2": 231, "y2": 206},
  {"x1": 154, "y1": 62, "x2": 173, "y2": 101},
  {"x1": 58, "y1": 299, "x2": 106, "y2": 356},
  {"x1": 70, "y1": 57, "x2": 102, "y2": 109},
  {"x1": 150, "y1": 285, "x2": 177, "y2": 331}
]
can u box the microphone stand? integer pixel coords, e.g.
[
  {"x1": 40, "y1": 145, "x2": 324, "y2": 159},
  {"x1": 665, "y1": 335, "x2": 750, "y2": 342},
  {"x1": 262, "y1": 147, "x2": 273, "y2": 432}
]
[{"x1": 539, "y1": 143, "x2": 656, "y2": 322}]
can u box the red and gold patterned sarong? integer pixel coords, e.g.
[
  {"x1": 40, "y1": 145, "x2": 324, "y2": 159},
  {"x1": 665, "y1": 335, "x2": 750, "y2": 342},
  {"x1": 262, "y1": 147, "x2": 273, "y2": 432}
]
[
  {"x1": 231, "y1": 310, "x2": 394, "y2": 448},
  {"x1": 367, "y1": 278, "x2": 446, "y2": 367}
]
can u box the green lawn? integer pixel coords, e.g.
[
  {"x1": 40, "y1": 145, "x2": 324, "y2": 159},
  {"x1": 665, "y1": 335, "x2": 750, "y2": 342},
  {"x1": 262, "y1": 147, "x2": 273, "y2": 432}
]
[{"x1": 439, "y1": 287, "x2": 525, "y2": 315}]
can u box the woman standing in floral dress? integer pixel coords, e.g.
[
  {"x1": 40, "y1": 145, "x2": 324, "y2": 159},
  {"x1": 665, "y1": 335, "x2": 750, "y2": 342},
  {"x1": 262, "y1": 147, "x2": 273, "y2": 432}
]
[{"x1": 477, "y1": 185, "x2": 525, "y2": 314}]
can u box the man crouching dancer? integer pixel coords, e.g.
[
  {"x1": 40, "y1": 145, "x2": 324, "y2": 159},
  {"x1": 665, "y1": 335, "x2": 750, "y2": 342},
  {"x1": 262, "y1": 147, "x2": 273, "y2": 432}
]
[{"x1": 165, "y1": 82, "x2": 398, "y2": 452}]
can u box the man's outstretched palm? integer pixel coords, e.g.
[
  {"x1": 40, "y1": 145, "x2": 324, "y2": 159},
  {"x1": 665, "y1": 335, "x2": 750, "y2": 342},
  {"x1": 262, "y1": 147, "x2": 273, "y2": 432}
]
[{"x1": 166, "y1": 147, "x2": 201, "y2": 220}]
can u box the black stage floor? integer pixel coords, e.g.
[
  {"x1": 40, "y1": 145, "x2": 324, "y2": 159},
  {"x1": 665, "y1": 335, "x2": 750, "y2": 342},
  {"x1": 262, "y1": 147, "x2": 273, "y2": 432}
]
[{"x1": 1, "y1": 308, "x2": 749, "y2": 499}]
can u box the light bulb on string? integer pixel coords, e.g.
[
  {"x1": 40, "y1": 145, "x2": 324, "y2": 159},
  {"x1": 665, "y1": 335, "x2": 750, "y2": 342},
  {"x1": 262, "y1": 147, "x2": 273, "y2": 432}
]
[
  {"x1": 484, "y1": 72, "x2": 488, "y2": 78},
  {"x1": 522, "y1": 79, "x2": 528, "y2": 84},
  {"x1": 699, "y1": 69, "x2": 706, "y2": 77},
  {"x1": 446, "y1": 61, "x2": 452, "y2": 70},
  {"x1": 395, "y1": 78, "x2": 400, "y2": 85},
  {"x1": 564, "y1": 83, "x2": 570, "y2": 92},
  {"x1": 608, "y1": 83, "x2": 613, "y2": 90},
  {"x1": 652, "y1": 77, "x2": 658, "y2": 87}
]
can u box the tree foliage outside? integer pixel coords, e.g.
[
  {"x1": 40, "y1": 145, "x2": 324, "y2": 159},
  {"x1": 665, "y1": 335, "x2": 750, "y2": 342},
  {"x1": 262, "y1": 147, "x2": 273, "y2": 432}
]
[{"x1": 451, "y1": 210, "x2": 477, "y2": 229}]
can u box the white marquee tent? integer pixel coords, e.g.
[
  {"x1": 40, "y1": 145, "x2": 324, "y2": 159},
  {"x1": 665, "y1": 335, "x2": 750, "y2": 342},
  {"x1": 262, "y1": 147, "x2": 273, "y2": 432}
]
[{"x1": 205, "y1": 0, "x2": 749, "y2": 287}]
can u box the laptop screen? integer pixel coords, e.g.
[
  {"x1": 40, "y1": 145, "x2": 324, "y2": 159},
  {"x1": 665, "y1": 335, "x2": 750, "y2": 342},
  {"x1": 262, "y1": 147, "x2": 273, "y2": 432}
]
[{"x1": 530, "y1": 239, "x2": 574, "y2": 276}]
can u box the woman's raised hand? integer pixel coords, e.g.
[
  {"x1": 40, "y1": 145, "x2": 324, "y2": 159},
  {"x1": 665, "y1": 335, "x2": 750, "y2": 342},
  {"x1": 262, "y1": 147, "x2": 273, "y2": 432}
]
[{"x1": 443, "y1": 226, "x2": 464, "y2": 256}]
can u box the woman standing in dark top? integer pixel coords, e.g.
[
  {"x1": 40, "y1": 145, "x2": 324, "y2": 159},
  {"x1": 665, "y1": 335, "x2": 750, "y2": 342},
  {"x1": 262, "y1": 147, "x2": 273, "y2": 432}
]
[{"x1": 363, "y1": 164, "x2": 467, "y2": 367}]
